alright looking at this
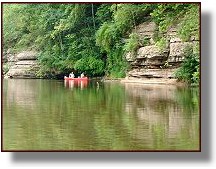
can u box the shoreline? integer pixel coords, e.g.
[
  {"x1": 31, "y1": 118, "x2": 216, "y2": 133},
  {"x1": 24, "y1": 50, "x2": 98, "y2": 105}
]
[
  {"x1": 121, "y1": 78, "x2": 180, "y2": 85},
  {"x1": 3, "y1": 76, "x2": 197, "y2": 87},
  {"x1": 104, "y1": 77, "x2": 187, "y2": 86}
]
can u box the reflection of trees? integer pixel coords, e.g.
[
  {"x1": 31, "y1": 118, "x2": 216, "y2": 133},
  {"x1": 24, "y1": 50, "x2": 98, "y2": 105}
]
[
  {"x1": 3, "y1": 80, "x2": 199, "y2": 150},
  {"x1": 124, "y1": 83, "x2": 199, "y2": 150},
  {"x1": 4, "y1": 79, "x2": 39, "y2": 109}
]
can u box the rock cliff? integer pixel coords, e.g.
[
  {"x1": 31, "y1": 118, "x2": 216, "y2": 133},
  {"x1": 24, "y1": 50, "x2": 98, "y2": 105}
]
[
  {"x1": 4, "y1": 51, "x2": 39, "y2": 78},
  {"x1": 125, "y1": 22, "x2": 199, "y2": 79}
]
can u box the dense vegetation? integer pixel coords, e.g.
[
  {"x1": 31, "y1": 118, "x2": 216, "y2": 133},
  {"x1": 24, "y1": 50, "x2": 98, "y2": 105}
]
[
  {"x1": 175, "y1": 46, "x2": 199, "y2": 84},
  {"x1": 3, "y1": 3, "x2": 200, "y2": 82}
]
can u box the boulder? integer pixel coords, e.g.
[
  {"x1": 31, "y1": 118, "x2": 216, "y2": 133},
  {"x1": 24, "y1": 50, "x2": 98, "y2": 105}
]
[
  {"x1": 135, "y1": 46, "x2": 169, "y2": 67},
  {"x1": 16, "y1": 51, "x2": 37, "y2": 60},
  {"x1": 15, "y1": 60, "x2": 38, "y2": 65},
  {"x1": 6, "y1": 63, "x2": 39, "y2": 78},
  {"x1": 168, "y1": 42, "x2": 193, "y2": 65},
  {"x1": 5, "y1": 51, "x2": 39, "y2": 79},
  {"x1": 137, "y1": 46, "x2": 164, "y2": 59}
]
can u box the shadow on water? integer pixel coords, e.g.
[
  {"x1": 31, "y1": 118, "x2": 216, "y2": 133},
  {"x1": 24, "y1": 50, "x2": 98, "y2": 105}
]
[{"x1": 4, "y1": 13, "x2": 212, "y2": 162}]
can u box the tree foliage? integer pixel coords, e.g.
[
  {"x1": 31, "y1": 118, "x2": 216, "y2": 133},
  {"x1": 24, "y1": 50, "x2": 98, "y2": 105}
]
[
  {"x1": 175, "y1": 46, "x2": 199, "y2": 84},
  {"x1": 3, "y1": 3, "x2": 199, "y2": 80},
  {"x1": 151, "y1": 4, "x2": 199, "y2": 42}
]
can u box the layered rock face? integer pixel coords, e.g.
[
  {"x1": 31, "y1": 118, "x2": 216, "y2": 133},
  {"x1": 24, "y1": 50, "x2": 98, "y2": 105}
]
[
  {"x1": 125, "y1": 22, "x2": 199, "y2": 79},
  {"x1": 4, "y1": 51, "x2": 39, "y2": 78}
]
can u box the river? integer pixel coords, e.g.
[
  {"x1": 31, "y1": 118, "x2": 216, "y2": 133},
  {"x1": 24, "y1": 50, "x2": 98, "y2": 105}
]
[{"x1": 2, "y1": 79, "x2": 199, "y2": 151}]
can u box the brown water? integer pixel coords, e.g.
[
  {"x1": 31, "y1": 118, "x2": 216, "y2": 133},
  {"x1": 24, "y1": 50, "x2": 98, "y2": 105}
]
[{"x1": 2, "y1": 79, "x2": 200, "y2": 151}]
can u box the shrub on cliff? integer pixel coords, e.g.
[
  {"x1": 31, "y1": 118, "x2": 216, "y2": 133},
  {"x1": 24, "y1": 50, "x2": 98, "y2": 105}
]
[{"x1": 175, "y1": 46, "x2": 199, "y2": 84}]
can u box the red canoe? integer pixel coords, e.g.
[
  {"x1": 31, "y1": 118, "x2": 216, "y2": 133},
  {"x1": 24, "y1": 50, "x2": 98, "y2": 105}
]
[{"x1": 64, "y1": 77, "x2": 88, "y2": 80}]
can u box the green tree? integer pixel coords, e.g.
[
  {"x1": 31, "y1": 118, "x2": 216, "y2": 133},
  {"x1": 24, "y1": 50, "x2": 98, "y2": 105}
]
[{"x1": 3, "y1": 3, "x2": 199, "y2": 80}]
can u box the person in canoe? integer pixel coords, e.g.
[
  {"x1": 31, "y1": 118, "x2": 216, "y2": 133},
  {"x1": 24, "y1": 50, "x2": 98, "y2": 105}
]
[
  {"x1": 80, "y1": 72, "x2": 85, "y2": 78},
  {"x1": 69, "y1": 72, "x2": 75, "y2": 78}
]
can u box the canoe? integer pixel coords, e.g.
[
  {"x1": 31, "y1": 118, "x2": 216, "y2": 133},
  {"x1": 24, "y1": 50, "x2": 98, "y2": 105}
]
[{"x1": 64, "y1": 77, "x2": 88, "y2": 80}]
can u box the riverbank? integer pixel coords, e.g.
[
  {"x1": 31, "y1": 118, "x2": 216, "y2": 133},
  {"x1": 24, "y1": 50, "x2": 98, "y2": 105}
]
[
  {"x1": 122, "y1": 77, "x2": 178, "y2": 84},
  {"x1": 103, "y1": 76, "x2": 186, "y2": 86},
  {"x1": 3, "y1": 75, "x2": 193, "y2": 87}
]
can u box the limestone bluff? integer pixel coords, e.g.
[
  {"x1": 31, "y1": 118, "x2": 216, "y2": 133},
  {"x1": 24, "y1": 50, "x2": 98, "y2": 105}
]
[
  {"x1": 124, "y1": 21, "x2": 199, "y2": 80},
  {"x1": 3, "y1": 22, "x2": 199, "y2": 80}
]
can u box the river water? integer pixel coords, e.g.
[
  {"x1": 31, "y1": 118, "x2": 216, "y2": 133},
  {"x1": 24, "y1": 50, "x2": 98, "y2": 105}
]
[{"x1": 2, "y1": 79, "x2": 199, "y2": 151}]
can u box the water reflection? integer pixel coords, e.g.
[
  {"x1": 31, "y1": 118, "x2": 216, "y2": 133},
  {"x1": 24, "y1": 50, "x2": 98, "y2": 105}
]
[
  {"x1": 3, "y1": 79, "x2": 39, "y2": 109},
  {"x1": 3, "y1": 79, "x2": 199, "y2": 150},
  {"x1": 64, "y1": 80, "x2": 88, "y2": 89},
  {"x1": 123, "y1": 83, "x2": 199, "y2": 149}
]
